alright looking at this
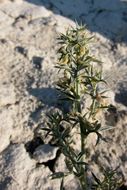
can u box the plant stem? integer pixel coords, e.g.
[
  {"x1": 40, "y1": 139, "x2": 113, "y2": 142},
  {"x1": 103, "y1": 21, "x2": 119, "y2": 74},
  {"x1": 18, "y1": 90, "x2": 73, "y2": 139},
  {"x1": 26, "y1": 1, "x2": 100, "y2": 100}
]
[
  {"x1": 79, "y1": 133, "x2": 88, "y2": 190},
  {"x1": 79, "y1": 174, "x2": 88, "y2": 190},
  {"x1": 75, "y1": 65, "x2": 81, "y2": 113},
  {"x1": 74, "y1": 65, "x2": 88, "y2": 190}
]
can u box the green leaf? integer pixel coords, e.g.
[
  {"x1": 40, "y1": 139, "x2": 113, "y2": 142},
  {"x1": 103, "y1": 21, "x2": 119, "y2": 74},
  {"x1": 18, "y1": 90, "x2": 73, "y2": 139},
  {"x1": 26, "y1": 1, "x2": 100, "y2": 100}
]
[
  {"x1": 73, "y1": 171, "x2": 82, "y2": 178},
  {"x1": 100, "y1": 126, "x2": 114, "y2": 132},
  {"x1": 60, "y1": 178, "x2": 64, "y2": 190},
  {"x1": 41, "y1": 127, "x2": 51, "y2": 132},
  {"x1": 93, "y1": 120, "x2": 101, "y2": 129},
  {"x1": 62, "y1": 91, "x2": 75, "y2": 99},
  {"x1": 62, "y1": 127, "x2": 70, "y2": 139},
  {"x1": 92, "y1": 172, "x2": 101, "y2": 185},
  {"x1": 65, "y1": 158, "x2": 73, "y2": 172},
  {"x1": 95, "y1": 132, "x2": 107, "y2": 145},
  {"x1": 50, "y1": 172, "x2": 65, "y2": 179},
  {"x1": 76, "y1": 151, "x2": 86, "y2": 161},
  {"x1": 59, "y1": 98, "x2": 73, "y2": 102},
  {"x1": 76, "y1": 161, "x2": 88, "y2": 166},
  {"x1": 95, "y1": 132, "x2": 102, "y2": 145}
]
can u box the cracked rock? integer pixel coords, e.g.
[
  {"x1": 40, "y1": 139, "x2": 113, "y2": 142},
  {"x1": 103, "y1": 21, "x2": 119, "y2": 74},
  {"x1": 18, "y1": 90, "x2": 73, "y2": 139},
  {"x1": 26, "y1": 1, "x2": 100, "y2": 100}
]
[
  {"x1": 1, "y1": 0, "x2": 127, "y2": 189},
  {"x1": 0, "y1": 144, "x2": 35, "y2": 190},
  {"x1": 0, "y1": 144, "x2": 61, "y2": 190},
  {"x1": 33, "y1": 144, "x2": 59, "y2": 163}
]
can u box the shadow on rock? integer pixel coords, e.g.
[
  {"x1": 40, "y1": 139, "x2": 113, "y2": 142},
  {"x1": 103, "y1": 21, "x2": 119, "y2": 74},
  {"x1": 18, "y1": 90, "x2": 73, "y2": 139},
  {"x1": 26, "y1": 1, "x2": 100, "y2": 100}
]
[
  {"x1": 28, "y1": 87, "x2": 71, "y2": 112},
  {"x1": 27, "y1": 87, "x2": 60, "y2": 125},
  {"x1": 26, "y1": 0, "x2": 127, "y2": 43},
  {"x1": 115, "y1": 83, "x2": 127, "y2": 106},
  {"x1": 28, "y1": 87, "x2": 59, "y2": 107}
]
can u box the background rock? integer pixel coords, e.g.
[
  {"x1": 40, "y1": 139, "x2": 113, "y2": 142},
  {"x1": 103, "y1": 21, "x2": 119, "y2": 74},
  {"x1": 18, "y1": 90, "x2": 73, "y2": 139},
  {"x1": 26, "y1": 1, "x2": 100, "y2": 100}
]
[
  {"x1": 33, "y1": 144, "x2": 59, "y2": 163},
  {"x1": 0, "y1": 108, "x2": 14, "y2": 152},
  {"x1": 0, "y1": 0, "x2": 127, "y2": 189}
]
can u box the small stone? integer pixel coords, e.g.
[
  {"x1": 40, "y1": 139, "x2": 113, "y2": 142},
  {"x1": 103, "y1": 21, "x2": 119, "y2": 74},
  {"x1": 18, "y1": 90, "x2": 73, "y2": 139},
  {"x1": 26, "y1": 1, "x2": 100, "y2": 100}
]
[{"x1": 33, "y1": 144, "x2": 59, "y2": 163}]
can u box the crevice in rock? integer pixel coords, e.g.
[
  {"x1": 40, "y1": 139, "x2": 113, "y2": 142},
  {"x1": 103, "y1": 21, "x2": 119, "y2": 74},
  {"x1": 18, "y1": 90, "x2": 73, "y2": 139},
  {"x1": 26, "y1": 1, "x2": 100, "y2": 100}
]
[
  {"x1": 25, "y1": 135, "x2": 61, "y2": 173},
  {"x1": 14, "y1": 46, "x2": 28, "y2": 57},
  {"x1": 0, "y1": 39, "x2": 7, "y2": 44},
  {"x1": 1, "y1": 9, "x2": 15, "y2": 19},
  {"x1": 96, "y1": 9, "x2": 106, "y2": 15},
  {"x1": 36, "y1": 149, "x2": 61, "y2": 173},
  {"x1": 110, "y1": 43, "x2": 118, "y2": 54},
  {"x1": 115, "y1": 83, "x2": 127, "y2": 106},
  {"x1": 32, "y1": 56, "x2": 43, "y2": 69},
  {"x1": 12, "y1": 14, "x2": 27, "y2": 26},
  {"x1": 122, "y1": 11, "x2": 127, "y2": 23},
  {"x1": 118, "y1": 185, "x2": 127, "y2": 190},
  {"x1": 25, "y1": 136, "x2": 44, "y2": 156},
  {"x1": 119, "y1": 110, "x2": 127, "y2": 119}
]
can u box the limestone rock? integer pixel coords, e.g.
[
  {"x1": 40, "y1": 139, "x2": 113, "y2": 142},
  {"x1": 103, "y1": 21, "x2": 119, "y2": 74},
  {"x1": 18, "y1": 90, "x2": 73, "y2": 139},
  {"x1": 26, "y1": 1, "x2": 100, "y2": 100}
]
[
  {"x1": 0, "y1": 144, "x2": 35, "y2": 190},
  {"x1": 0, "y1": 0, "x2": 127, "y2": 189},
  {"x1": 33, "y1": 144, "x2": 59, "y2": 163},
  {"x1": 93, "y1": 0, "x2": 126, "y2": 11},
  {"x1": 26, "y1": 166, "x2": 60, "y2": 190},
  {"x1": 0, "y1": 108, "x2": 14, "y2": 152},
  {"x1": 0, "y1": 144, "x2": 60, "y2": 190},
  {"x1": 0, "y1": 83, "x2": 16, "y2": 107}
]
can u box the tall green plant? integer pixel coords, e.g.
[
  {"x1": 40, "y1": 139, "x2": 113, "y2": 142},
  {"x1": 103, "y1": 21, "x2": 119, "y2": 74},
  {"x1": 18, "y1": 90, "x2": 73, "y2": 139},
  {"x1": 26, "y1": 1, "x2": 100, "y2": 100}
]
[{"x1": 42, "y1": 25, "x2": 122, "y2": 190}]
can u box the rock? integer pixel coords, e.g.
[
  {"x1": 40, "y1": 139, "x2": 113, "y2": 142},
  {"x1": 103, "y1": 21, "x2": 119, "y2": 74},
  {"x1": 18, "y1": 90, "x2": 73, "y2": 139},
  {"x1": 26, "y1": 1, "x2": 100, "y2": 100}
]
[
  {"x1": 23, "y1": 6, "x2": 52, "y2": 20},
  {"x1": 53, "y1": 14, "x2": 75, "y2": 33},
  {"x1": 0, "y1": 83, "x2": 16, "y2": 107},
  {"x1": 43, "y1": 0, "x2": 91, "y2": 18},
  {"x1": 0, "y1": 108, "x2": 14, "y2": 152},
  {"x1": 0, "y1": 10, "x2": 14, "y2": 29},
  {"x1": 26, "y1": 165, "x2": 60, "y2": 190},
  {"x1": 0, "y1": 144, "x2": 35, "y2": 190},
  {"x1": 33, "y1": 144, "x2": 59, "y2": 163},
  {"x1": 0, "y1": 144, "x2": 60, "y2": 190},
  {"x1": 0, "y1": 0, "x2": 127, "y2": 189},
  {"x1": 93, "y1": 0, "x2": 126, "y2": 11},
  {"x1": 86, "y1": 133, "x2": 98, "y2": 148},
  {"x1": 93, "y1": 11, "x2": 127, "y2": 41},
  {"x1": 32, "y1": 56, "x2": 43, "y2": 69},
  {"x1": 15, "y1": 46, "x2": 28, "y2": 56},
  {"x1": 55, "y1": 154, "x2": 81, "y2": 190}
]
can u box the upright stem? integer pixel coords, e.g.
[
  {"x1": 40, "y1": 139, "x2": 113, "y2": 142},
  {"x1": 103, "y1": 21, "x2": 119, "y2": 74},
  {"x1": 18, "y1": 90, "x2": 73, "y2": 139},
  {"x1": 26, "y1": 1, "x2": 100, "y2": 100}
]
[
  {"x1": 80, "y1": 132, "x2": 88, "y2": 190},
  {"x1": 75, "y1": 77, "x2": 81, "y2": 113},
  {"x1": 75, "y1": 65, "x2": 81, "y2": 113},
  {"x1": 79, "y1": 174, "x2": 88, "y2": 190},
  {"x1": 74, "y1": 65, "x2": 88, "y2": 190}
]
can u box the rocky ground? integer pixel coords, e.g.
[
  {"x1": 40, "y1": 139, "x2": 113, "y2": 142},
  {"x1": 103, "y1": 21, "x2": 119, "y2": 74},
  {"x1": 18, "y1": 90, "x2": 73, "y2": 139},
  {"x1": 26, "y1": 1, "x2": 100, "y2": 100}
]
[{"x1": 0, "y1": 0, "x2": 127, "y2": 189}]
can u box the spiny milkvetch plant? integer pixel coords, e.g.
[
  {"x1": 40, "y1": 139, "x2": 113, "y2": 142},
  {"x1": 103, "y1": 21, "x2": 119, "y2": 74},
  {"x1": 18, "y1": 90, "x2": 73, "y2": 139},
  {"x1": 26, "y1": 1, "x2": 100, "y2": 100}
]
[{"x1": 43, "y1": 25, "x2": 122, "y2": 189}]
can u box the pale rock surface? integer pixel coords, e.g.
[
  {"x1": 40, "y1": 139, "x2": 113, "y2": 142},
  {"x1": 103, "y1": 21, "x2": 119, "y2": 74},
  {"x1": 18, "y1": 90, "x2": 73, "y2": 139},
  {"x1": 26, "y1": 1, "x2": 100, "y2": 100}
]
[
  {"x1": 0, "y1": 144, "x2": 35, "y2": 190},
  {"x1": 0, "y1": 83, "x2": 16, "y2": 107},
  {"x1": 33, "y1": 144, "x2": 59, "y2": 163},
  {"x1": 0, "y1": 108, "x2": 14, "y2": 152},
  {"x1": 0, "y1": 144, "x2": 60, "y2": 190},
  {"x1": 55, "y1": 154, "x2": 81, "y2": 190},
  {"x1": 26, "y1": 165, "x2": 60, "y2": 190},
  {"x1": 0, "y1": 0, "x2": 127, "y2": 189}
]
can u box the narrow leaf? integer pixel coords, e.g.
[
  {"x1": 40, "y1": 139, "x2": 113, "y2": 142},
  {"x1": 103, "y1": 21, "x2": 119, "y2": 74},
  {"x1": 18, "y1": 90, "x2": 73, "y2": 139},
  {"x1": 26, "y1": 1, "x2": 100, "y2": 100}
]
[{"x1": 60, "y1": 178, "x2": 64, "y2": 190}]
